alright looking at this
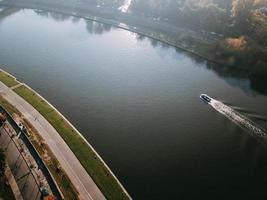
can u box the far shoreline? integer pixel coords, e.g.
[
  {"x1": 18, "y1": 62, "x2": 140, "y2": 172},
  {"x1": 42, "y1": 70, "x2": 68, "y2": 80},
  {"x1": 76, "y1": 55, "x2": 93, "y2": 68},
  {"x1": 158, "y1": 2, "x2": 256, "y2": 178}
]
[{"x1": 0, "y1": 0, "x2": 219, "y2": 64}]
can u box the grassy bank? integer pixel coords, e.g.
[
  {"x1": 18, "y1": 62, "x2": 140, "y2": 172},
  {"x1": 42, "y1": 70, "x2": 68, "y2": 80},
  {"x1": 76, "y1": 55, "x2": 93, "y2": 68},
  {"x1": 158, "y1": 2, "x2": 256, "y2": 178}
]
[
  {"x1": 0, "y1": 95, "x2": 79, "y2": 200},
  {"x1": 13, "y1": 85, "x2": 129, "y2": 200},
  {"x1": 0, "y1": 70, "x2": 18, "y2": 88}
]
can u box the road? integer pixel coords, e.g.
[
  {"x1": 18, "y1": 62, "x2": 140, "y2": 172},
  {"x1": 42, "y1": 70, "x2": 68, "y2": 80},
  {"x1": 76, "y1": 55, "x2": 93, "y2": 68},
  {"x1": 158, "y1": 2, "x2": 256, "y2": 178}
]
[{"x1": 0, "y1": 81, "x2": 106, "y2": 200}]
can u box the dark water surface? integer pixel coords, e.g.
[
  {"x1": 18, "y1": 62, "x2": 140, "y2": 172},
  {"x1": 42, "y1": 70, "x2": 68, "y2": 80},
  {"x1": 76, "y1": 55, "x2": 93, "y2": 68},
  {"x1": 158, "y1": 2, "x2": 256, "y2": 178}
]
[{"x1": 1, "y1": 9, "x2": 267, "y2": 200}]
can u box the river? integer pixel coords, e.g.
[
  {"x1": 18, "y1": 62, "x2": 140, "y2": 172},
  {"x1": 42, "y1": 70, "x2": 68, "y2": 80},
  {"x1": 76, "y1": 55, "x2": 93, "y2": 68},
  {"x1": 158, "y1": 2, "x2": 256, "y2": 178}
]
[{"x1": 1, "y1": 8, "x2": 267, "y2": 200}]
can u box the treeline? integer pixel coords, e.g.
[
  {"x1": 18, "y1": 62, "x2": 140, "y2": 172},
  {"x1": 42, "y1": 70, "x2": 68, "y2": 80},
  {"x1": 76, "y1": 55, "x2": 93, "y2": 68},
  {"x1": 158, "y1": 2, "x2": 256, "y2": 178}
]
[
  {"x1": 129, "y1": 0, "x2": 267, "y2": 44},
  {"x1": 209, "y1": 0, "x2": 267, "y2": 77}
]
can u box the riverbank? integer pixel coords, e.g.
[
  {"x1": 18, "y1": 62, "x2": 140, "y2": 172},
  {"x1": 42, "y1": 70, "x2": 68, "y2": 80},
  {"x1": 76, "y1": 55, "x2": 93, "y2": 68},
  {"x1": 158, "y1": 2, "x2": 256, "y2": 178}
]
[
  {"x1": 0, "y1": 95, "x2": 79, "y2": 199},
  {"x1": 0, "y1": 69, "x2": 131, "y2": 200},
  {"x1": 0, "y1": 74, "x2": 78, "y2": 199}
]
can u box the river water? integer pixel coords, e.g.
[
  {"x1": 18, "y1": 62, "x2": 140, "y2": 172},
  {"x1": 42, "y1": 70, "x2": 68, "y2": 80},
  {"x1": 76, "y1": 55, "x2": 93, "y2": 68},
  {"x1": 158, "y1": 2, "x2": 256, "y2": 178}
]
[{"x1": 1, "y1": 8, "x2": 267, "y2": 200}]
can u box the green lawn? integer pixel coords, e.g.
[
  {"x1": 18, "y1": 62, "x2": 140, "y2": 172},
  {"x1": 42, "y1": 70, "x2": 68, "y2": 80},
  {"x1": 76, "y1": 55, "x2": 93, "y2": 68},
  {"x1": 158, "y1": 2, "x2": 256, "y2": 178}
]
[
  {"x1": 0, "y1": 70, "x2": 18, "y2": 88},
  {"x1": 14, "y1": 85, "x2": 129, "y2": 200}
]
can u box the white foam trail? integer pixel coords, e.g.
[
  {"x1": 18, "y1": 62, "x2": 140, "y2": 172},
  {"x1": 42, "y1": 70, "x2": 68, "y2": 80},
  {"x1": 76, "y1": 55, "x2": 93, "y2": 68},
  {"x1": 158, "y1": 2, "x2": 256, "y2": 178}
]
[{"x1": 209, "y1": 98, "x2": 267, "y2": 138}]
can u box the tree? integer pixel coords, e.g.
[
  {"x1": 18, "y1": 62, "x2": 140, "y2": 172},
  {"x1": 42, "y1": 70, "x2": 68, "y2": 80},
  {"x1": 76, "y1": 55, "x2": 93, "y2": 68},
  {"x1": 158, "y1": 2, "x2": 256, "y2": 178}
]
[
  {"x1": 250, "y1": 9, "x2": 267, "y2": 44},
  {"x1": 0, "y1": 148, "x2": 5, "y2": 177},
  {"x1": 231, "y1": 0, "x2": 267, "y2": 39},
  {"x1": 231, "y1": 0, "x2": 254, "y2": 34}
]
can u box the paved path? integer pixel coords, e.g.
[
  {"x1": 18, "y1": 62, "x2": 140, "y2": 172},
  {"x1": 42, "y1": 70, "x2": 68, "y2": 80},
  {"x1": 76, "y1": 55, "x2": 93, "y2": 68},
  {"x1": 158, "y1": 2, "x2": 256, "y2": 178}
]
[
  {"x1": 0, "y1": 81, "x2": 106, "y2": 200},
  {"x1": 10, "y1": 83, "x2": 23, "y2": 90}
]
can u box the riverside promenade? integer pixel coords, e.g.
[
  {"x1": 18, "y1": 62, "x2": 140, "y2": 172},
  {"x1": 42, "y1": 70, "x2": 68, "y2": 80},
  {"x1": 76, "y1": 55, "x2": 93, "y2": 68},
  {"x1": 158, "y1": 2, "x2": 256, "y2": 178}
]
[{"x1": 0, "y1": 81, "x2": 106, "y2": 200}]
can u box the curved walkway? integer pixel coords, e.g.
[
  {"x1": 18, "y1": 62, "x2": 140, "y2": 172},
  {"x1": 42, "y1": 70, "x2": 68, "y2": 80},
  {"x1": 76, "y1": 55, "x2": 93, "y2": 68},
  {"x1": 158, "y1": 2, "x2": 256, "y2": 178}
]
[{"x1": 0, "y1": 81, "x2": 106, "y2": 200}]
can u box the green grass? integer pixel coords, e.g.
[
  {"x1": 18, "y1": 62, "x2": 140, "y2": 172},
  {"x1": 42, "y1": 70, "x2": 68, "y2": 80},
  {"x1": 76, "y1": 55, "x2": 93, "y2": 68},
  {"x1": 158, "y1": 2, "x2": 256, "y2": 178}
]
[
  {"x1": 14, "y1": 85, "x2": 129, "y2": 200},
  {"x1": 0, "y1": 70, "x2": 19, "y2": 88}
]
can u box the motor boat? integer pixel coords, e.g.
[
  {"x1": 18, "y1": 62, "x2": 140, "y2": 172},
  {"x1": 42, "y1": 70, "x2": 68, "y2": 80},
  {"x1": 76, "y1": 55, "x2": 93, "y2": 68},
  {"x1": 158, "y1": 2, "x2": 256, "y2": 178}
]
[{"x1": 200, "y1": 94, "x2": 211, "y2": 103}]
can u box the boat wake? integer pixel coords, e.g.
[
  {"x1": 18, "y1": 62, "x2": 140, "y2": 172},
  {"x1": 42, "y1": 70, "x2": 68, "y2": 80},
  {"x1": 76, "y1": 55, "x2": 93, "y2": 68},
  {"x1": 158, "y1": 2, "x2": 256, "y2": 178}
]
[{"x1": 203, "y1": 95, "x2": 267, "y2": 138}]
